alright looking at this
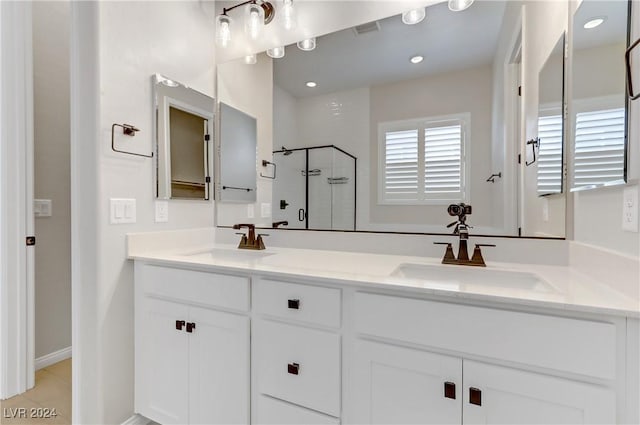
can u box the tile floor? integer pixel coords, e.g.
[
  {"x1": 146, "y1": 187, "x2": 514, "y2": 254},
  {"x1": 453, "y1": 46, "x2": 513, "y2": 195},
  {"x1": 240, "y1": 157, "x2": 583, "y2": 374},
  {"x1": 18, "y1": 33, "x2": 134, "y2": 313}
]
[{"x1": 0, "y1": 359, "x2": 71, "y2": 425}]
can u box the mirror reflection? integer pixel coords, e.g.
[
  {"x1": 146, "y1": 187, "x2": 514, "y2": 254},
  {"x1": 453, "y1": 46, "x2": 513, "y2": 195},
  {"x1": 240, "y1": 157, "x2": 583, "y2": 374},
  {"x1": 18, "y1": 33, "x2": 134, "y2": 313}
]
[
  {"x1": 153, "y1": 74, "x2": 213, "y2": 200},
  {"x1": 571, "y1": 0, "x2": 629, "y2": 190}
]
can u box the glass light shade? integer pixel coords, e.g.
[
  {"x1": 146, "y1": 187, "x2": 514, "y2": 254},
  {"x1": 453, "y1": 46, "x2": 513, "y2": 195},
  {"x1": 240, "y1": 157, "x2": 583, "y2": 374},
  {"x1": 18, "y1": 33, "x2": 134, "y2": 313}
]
[
  {"x1": 281, "y1": 0, "x2": 297, "y2": 31},
  {"x1": 297, "y1": 38, "x2": 316, "y2": 51},
  {"x1": 448, "y1": 0, "x2": 474, "y2": 12},
  {"x1": 245, "y1": 3, "x2": 264, "y2": 41},
  {"x1": 216, "y1": 15, "x2": 232, "y2": 48},
  {"x1": 402, "y1": 8, "x2": 426, "y2": 25},
  {"x1": 244, "y1": 54, "x2": 257, "y2": 65},
  {"x1": 266, "y1": 46, "x2": 285, "y2": 59}
]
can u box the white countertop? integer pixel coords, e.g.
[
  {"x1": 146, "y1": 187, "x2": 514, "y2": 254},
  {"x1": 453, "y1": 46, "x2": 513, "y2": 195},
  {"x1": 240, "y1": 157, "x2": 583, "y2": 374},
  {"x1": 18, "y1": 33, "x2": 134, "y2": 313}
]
[{"x1": 128, "y1": 242, "x2": 640, "y2": 318}]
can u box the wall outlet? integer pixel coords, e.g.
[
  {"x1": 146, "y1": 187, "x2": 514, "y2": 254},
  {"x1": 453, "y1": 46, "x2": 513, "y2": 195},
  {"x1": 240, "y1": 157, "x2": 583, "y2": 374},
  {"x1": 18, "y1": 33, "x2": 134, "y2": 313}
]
[
  {"x1": 110, "y1": 198, "x2": 136, "y2": 224},
  {"x1": 155, "y1": 200, "x2": 169, "y2": 223},
  {"x1": 261, "y1": 203, "x2": 271, "y2": 218},
  {"x1": 34, "y1": 199, "x2": 52, "y2": 218},
  {"x1": 622, "y1": 186, "x2": 638, "y2": 232},
  {"x1": 247, "y1": 204, "x2": 255, "y2": 219}
]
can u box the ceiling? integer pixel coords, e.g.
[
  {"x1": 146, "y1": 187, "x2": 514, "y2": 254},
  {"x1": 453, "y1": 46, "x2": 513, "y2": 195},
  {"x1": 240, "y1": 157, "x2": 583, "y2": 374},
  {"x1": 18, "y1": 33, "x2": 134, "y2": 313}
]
[
  {"x1": 573, "y1": 0, "x2": 629, "y2": 50},
  {"x1": 274, "y1": 0, "x2": 507, "y2": 98}
]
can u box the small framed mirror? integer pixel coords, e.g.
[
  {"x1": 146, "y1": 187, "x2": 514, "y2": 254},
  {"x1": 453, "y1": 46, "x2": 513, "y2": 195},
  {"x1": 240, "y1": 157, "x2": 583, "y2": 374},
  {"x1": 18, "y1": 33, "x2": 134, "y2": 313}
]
[
  {"x1": 153, "y1": 74, "x2": 214, "y2": 200},
  {"x1": 536, "y1": 34, "x2": 565, "y2": 196}
]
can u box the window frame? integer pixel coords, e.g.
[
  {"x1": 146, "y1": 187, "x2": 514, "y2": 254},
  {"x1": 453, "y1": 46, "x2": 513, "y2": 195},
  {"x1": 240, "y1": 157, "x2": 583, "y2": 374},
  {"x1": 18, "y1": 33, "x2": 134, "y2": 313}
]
[
  {"x1": 536, "y1": 104, "x2": 564, "y2": 196},
  {"x1": 378, "y1": 113, "x2": 471, "y2": 205}
]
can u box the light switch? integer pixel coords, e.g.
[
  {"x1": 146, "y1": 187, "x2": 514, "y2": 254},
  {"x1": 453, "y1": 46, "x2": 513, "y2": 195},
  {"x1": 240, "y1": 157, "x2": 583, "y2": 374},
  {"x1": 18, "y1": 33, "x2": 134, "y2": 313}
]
[
  {"x1": 34, "y1": 199, "x2": 52, "y2": 218},
  {"x1": 622, "y1": 186, "x2": 638, "y2": 233},
  {"x1": 155, "y1": 200, "x2": 169, "y2": 223},
  {"x1": 110, "y1": 198, "x2": 136, "y2": 224}
]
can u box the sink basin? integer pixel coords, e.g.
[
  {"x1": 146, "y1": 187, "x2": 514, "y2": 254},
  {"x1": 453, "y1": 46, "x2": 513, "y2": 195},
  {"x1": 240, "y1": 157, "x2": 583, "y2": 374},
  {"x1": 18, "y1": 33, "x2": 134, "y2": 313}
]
[
  {"x1": 391, "y1": 263, "x2": 556, "y2": 293},
  {"x1": 182, "y1": 247, "x2": 275, "y2": 262}
]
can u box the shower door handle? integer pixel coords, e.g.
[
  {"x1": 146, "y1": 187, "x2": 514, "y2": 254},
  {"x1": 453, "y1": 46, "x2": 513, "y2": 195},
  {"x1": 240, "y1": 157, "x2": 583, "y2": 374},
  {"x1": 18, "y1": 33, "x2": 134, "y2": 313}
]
[{"x1": 298, "y1": 209, "x2": 306, "y2": 222}]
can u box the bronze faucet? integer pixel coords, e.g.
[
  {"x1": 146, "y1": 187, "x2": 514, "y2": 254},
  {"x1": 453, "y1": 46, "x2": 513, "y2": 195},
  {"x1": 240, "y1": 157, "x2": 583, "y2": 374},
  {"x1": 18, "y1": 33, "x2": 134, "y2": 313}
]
[
  {"x1": 272, "y1": 221, "x2": 288, "y2": 228},
  {"x1": 435, "y1": 204, "x2": 494, "y2": 266},
  {"x1": 232, "y1": 224, "x2": 267, "y2": 250}
]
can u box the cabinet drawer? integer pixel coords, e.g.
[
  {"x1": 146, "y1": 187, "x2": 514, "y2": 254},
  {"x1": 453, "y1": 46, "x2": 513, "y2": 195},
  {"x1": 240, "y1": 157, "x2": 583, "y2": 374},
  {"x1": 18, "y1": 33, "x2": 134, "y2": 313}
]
[
  {"x1": 354, "y1": 292, "x2": 617, "y2": 380},
  {"x1": 255, "y1": 395, "x2": 340, "y2": 425},
  {"x1": 139, "y1": 264, "x2": 250, "y2": 312},
  {"x1": 255, "y1": 320, "x2": 341, "y2": 416},
  {"x1": 254, "y1": 279, "x2": 341, "y2": 328}
]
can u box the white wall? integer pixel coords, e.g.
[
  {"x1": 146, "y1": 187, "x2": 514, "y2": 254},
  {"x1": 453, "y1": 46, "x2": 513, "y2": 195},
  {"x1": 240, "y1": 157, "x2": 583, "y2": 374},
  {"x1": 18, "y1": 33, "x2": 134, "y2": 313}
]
[
  {"x1": 32, "y1": 0, "x2": 71, "y2": 361},
  {"x1": 72, "y1": 2, "x2": 215, "y2": 422}
]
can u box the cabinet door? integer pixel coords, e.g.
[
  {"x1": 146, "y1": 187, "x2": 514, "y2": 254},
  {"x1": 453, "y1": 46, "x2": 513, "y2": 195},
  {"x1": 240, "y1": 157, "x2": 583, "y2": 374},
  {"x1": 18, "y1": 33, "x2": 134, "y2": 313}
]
[
  {"x1": 351, "y1": 340, "x2": 462, "y2": 424},
  {"x1": 136, "y1": 298, "x2": 190, "y2": 424},
  {"x1": 462, "y1": 360, "x2": 616, "y2": 424},
  {"x1": 189, "y1": 306, "x2": 250, "y2": 425}
]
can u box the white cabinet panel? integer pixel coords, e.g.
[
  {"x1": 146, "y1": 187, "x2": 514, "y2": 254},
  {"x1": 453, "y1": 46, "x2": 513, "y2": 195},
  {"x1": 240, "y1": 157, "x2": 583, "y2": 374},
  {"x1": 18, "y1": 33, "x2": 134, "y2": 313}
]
[
  {"x1": 462, "y1": 360, "x2": 616, "y2": 425},
  {"x1": 136, "y1": 298, "x2": 190, "y2": 425},
  {"x1": 189, "y1": 306, "x2": 250, "y2": 425},
  {"x1": 255, "y1": 395, "x2": 340, "y2": 425},
  {"x1": 351, "y1": 340, "x2": 462, "y2": 425}
]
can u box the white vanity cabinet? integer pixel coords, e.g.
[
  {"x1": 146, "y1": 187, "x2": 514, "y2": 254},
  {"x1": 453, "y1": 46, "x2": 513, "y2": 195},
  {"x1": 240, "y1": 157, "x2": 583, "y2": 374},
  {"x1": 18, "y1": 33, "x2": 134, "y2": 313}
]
[{"x1": 134, "y1": 264, "x2": 251, "y2": 425}]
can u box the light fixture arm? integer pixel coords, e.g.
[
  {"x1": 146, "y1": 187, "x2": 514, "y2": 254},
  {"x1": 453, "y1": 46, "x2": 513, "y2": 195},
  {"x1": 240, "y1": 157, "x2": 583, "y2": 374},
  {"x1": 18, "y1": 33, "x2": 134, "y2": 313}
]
[{"x1": 222, "y1": 0, "x2": 275, "y2": 25}]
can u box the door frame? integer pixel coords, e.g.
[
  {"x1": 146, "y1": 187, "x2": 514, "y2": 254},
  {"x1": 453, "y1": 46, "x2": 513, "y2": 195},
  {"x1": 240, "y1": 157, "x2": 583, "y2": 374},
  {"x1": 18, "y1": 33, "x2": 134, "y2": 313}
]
[{"x1": 0, "y1": 0, "x2": 36, "y2": 400}]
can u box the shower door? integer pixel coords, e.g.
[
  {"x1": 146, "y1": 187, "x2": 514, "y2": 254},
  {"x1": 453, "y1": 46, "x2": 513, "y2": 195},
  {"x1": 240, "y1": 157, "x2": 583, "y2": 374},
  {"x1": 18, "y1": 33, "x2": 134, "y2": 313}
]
[{"x1": 272, "y1": 150, "x2": 306, "y2": 229}]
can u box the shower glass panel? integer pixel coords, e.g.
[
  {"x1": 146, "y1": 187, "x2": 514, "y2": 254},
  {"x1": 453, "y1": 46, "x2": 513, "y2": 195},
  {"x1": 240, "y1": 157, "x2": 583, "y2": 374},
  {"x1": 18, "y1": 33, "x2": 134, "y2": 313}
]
[{"x1": 272, "y1": 145, "x2": 356, "y2": 231}]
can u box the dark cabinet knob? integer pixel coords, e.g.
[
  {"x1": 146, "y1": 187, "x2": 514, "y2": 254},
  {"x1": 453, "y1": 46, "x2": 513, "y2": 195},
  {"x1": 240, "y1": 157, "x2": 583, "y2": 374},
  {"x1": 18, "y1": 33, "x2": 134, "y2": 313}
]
[
  {"x1": 288, "y1": 299, "x2": 300, "y2": 310},
  {"x1": 186, "y1": 322, "x2": 196, "y2": 333},
  {"x1": 469, "y1": 387, "x2": 482, "y2": 406},
  {"x1": 444, "y1": 381, "x2": 456, "y2": 399},
  {"x1": 287, "y1": 363, "x2": 300, "y2": 375},
  {"x1": 175, "y1": 320, "x2": 186, "y2": 331}
]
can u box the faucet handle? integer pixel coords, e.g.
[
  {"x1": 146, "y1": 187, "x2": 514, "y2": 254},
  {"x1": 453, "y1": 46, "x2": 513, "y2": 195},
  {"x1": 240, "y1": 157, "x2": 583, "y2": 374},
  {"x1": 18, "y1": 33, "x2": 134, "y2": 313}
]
[
  {"x1": 434, "y1": 242, "x2": 456, "y2": 264},
  {"x1": 475, "y1": 244, "x2": 496, "y2": 247},
  {"x1": 470, "y1": 244, "x2": 495, "y2": 267}
]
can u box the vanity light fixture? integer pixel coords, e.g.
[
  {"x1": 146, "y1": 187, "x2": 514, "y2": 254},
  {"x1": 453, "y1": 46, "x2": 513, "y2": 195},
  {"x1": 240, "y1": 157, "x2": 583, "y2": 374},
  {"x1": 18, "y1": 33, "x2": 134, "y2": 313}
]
[
  {"x1": 402, "y1": 8, "x2": 426, "y2": 25},
  {"x1": 583, "y1": 17, "x2": 606, "y2": 29},
  {"x1": 297, "y1": 37, "x2": 316, "y2": 51},
  {"x1": 245, "y1": 2, "x2": 265, "y2": 40},
  {"x1": 216, "y1": 14, "x2": 233, "y2": 48},
  {"x1": 267, "y1": 46, "x2": 285, "y2": 58},
  {"x1": 410, "y1": 55, "x2": 424, "y2": 64},
  {"x1": 215, "y1": 0, "x2": 277, "y2": 48},
  {"x1": 244, "y1": 54, "x2": 257, "y2": 64},
  {"x1": 281, "y1": 0, "x2": 297, "y2": 31},
  {"x1": 306, "y1": 81, "x2": 317, "y2": 88},
  {"x1": 448, "y1": 0, "x2": 475, "y2": 12}
]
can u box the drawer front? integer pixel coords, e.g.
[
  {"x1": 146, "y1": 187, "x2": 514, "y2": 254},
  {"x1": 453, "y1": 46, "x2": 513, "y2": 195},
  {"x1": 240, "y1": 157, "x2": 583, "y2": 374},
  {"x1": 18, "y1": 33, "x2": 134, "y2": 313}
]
[
  {"x1": 255, "y1": 395, "x2": 340, "y2": 425},
  {"x1": 354, "y1": 292, "x2": 617, "y2": 380},
  {"x1": 139, "y1": 264, "x2": 250, "y2": 312},
  {"x1": 255, "y1": 320, "x2": 341, "y2": 416},
  {"x1": 254, "y1": 279, "x2": 341, "y2": 328}
]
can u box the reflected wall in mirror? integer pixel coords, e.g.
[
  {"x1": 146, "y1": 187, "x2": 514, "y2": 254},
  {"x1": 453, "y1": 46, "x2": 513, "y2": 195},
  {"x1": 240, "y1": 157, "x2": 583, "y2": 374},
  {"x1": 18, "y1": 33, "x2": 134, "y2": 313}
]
[
  {"x1": 571, "y1": 0, "x2": 629, "y2": 191},
  {"x1": 218, "y1": 103, "x2": 258, "y2": 203},
  {"x1": 216, "y1": 0, "x2": 572, "y2": 238},
  {"x1": 536, "y1": 35, "x2": 565, "y2": 196},
  {"x1": 153, "y1": 74, "x2": 213, "y2": 200}
]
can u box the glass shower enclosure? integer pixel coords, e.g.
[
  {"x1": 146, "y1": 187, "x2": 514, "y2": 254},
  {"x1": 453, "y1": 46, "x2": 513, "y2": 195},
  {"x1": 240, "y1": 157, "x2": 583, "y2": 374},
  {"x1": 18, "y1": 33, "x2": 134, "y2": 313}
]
[{"x1": 271, "y1": 145, "x2": 356, "y2": 231}]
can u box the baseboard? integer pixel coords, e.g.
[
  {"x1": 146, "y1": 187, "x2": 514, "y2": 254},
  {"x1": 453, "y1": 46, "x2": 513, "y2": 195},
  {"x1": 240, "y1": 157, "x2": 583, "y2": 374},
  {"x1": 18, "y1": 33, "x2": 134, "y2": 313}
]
[
  {"x1": 35, "y1": 346, "x2": 72, "y2": 371},
  {"x1": 121, "y1": 414, "x2": 152, "y2": 425}
]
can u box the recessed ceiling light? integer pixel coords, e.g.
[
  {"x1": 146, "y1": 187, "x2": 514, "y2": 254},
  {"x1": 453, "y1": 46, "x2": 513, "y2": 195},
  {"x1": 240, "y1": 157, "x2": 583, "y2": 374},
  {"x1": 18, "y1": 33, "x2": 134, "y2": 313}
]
[
  {"x1": 448, "y1": 0, "x2": 474, "y2": 12},
  {"x1": 402, "y1": 8, "x2": 426, "y2": 25},
  {"x1": 410, "y1": 55, "x2": 424, "y2": 64},
  {"x1": 306, "y1": 81, "x2": 317, "y2": 88},
  {"x1": 266, "y1": 46, "x2": 285, "y2": 59},
  {"x1": 297, "y1": 38, "x2": 316, "y2": 51},
  {"x1": 584, "y1": 17, "x2": 606, "y2": 29}
]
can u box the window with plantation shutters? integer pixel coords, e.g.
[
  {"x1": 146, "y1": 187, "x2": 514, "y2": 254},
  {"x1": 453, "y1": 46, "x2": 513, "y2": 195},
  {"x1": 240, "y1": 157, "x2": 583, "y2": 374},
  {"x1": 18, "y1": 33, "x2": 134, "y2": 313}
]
[
  {"x1": 537, "y1": 114, "x2": 563, "y2": 195},
  {"x1": 573, "y1": 107, "x2": 625, "y2": 189},
  {"x1": 379, "y1": 114, "x2": 469, "y2": 204}
]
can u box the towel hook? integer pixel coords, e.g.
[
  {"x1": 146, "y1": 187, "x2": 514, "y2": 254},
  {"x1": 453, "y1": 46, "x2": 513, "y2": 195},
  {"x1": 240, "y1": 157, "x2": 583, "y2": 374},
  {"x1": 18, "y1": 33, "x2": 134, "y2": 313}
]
[{"x1": 111, "y1": 123, "x2": 153, "y2": 158}]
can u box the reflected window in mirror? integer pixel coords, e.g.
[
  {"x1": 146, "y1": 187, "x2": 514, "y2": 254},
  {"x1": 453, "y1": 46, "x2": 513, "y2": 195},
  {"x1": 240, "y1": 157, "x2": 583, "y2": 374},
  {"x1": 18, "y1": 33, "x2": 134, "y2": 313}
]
[
  {"x1": 571, "y1": 0, "x2": 630, "y2": 190},
  {"x1": 379, "y1": 114, "x2": 469, "y2": 205},
  {"x1": 153, "y1": 74, "x2": 214, "y2": 201}
]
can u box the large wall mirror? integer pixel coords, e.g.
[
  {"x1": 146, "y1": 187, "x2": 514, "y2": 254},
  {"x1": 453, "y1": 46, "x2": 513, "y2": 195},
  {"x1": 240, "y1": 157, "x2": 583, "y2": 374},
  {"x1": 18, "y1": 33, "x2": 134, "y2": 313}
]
[
  {"x1": 570, "y1": 0, "x2": 630, "y2": 191},
  {"x1": 153, "y1": 74, "x2": 214, "y2": 200}
]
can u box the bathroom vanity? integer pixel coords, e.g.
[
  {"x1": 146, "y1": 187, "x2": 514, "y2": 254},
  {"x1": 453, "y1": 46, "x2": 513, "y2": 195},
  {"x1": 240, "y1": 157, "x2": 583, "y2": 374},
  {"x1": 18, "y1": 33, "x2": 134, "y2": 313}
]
[{"x1": 130, "y1": 241, "x2": 639, "y2": 425}]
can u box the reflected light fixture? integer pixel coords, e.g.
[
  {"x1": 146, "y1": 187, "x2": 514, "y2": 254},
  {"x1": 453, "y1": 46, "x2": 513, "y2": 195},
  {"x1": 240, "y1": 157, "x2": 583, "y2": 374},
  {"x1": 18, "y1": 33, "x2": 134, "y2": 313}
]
[
  {"x1": 297, "y1": 38, "x2": 316, "y2": 51},
  {"x1": 244, "y1": 54, "x2": 257, "y2": 65},
  {"x1": 216, "y1": 0, "x2": 277, "y2": 48},
  {"x1": 410, "y1": 55, "x2": 424, "y2": 64},
  {"x1": 448, "y1": 0, "x2": 475, "y2": 12},
  {"x1": 281, "y1": 0, "x2": 297, "y2": 31},
  {"x1": 306, "y1": 81, "x2": 317, "y2": 88},
  {"x1": 216, "y1": 14, "x2": 232, "y2": 48},
  {"x1": 245, "y1": 2, "x2": 264, "y2": 40},
  {"x1": 402, "y1": 8, "x2": 426, "y2": 25},
  {"x1": 584, "y1": 17, "x2": 606, "y2": 29},
  {"x1": 267, "y1": 46, "x2": 285, "y2": 58}
]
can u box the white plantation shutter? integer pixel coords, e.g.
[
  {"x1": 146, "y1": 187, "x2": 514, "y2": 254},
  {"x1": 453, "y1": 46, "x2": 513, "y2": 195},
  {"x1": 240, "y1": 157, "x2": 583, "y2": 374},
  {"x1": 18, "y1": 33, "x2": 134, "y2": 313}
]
[
  {"x1": 573, "y1": 108, "x2": 625, "y2": 189},
  {"x1": 425, "y1": 123, "x2": 462, "y2": 195},
  {"x1": 383, "y1": 129, "x2": 419, "y2": 200},
  {"x1": 537, "y1": 114, "x2": 563, "y2": 195}
]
